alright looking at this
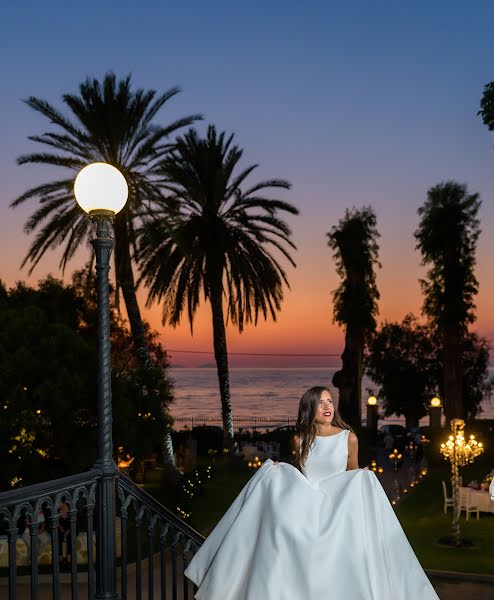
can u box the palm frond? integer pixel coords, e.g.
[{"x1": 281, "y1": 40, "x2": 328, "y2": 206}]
[{"x1": 137, "y1": 125, "x2": 298, "y2": 331}]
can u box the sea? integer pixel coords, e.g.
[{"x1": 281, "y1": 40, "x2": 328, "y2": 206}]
[{"x1": 168, "y1": 367, "x2": 494, "y2": 429}]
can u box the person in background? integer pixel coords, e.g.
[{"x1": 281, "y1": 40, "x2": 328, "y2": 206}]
[
  {"x1": 58, "y1": 500, "x2": 71, "y2": 565},
  {"x1": 21, "y1": 510, "x2": 51, "y2": 550},
  {"x1": 384, "y1": 431, "x2": 394, "y2": 453}
]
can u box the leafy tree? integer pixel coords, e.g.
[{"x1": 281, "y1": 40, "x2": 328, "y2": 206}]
[
  {"x1": 0, "y1": 274, "x2": 171, "y2": 489},
  {"x1": 11, "y1": 73, "x2": 200, "y2": 465},
  {"x1": 0, "y1": 303, "x2": 96, "y2": 488},
  {"x1": 478, "y1": 81, "x2": 494, "y2": 132},
  {"x1": 0, "y1": 280, "x2": 7, "y2": 305},
  {"x1": 365, "y1": 315, "x2": 439, "y2": 429},
  {"x1": 138, "y1": 126, "x2": 298, "y2": 446},
  {"x1": 366, "y1": 318, "x2": 491, "y2": 427},
  {"x1": 415, "y1": 181, "x2": 480, "y2": 421},
  {"x1": 450, "y1": 333, "x2": 492, "y2": 420},
  {"x1": 327, "y1": 207, "x2": 380, "y2": 428}
]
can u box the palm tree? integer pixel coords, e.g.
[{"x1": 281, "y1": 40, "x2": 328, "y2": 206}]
[
  {"x1": 327, "y1": 207, "x2": 380, "y2": 428},
  {"x1": 415, "y1": 181, "x2": 480, "y2": 422},
  {"x1": 138, "y1": 126, "x2": 299, "y2": 447},
  {"x1": 12, "y1": 72, "x2": 202, "y2": 466}
]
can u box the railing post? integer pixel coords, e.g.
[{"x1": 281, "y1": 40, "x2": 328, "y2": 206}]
[
  {"x1": 91, "y1": 213, "x2": 119, "y2": 600},
  {"x1": 7, "y1": 525, "x2": 17, "y2": 600}
]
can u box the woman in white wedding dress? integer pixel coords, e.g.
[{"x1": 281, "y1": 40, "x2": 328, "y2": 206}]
[{"x1": 185, "y1": 386, "x2": 439, "y2": 599}]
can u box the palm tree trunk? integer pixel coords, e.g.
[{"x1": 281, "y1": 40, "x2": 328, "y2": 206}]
[
  {"x1": 443, "y1": 324, "x2": 463, "y2": 423},
  {"x1": 332, "y1": 326, "x2": 364, "y2": 429},
  {"x1": 114, "y1": 215, "x2": 176, "y2": 468},
  {"x1": 209, "y1": 272, "x2": 236, "y2": 449}
]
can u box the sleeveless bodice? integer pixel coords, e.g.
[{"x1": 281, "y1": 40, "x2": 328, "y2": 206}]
[{"x1": 300, "y1": 430, "x2": 349, "y2": 485}]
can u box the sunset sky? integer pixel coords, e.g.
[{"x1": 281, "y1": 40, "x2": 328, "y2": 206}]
[{"x1": 1, "y1": 2, "x2": 494, "y2": 367}]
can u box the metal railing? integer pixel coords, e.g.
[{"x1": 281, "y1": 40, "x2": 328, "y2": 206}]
[
  {"x1": 116, "y1": 474, "x2": 204, "y2": 600},
  {"x1": 0, "y1": 469, "x2": 205, "y2": 600},
  {"x1": 0, "y1": 470, "x2": 99, "y2": 600},
  {"x1": 173, "y1": 416, "x2": 297, "y2": 431}
]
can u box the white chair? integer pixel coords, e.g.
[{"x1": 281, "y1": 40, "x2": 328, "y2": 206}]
[
  {"x1": 442, "y1": 481, "x2": 453, "y2": 514},
  {"x1": 459, "y1": 487, "x2": 480, "y2": 520}
]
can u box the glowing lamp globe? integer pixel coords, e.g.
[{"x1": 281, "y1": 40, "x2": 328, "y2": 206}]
[
  {"x1": 74, "y1": 163, "x2": 128, "y2": 214},
  {"x1": 430, "y1": 397, "x2": 442, "y2": 408},
  {"x1": 367, "y1": 396, "x2": 378, "y2": 406}
]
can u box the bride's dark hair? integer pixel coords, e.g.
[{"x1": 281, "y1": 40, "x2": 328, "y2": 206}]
[{"x1": 295, "y1": 386, "x2": 353, "y2": 468}]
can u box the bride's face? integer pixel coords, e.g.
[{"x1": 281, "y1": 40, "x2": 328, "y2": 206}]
[{"x1": 314, "y1": 390, "x2": 334, "y2": 425}]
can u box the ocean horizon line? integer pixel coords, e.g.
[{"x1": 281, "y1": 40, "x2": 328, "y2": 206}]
[{"x1": 169, "y1": 365, "x2": 494, "y2": 370}]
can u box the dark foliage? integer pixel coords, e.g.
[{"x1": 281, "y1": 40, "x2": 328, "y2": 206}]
[
  {"x1": 365, "y1": 315, "x2": 439, "y2": 429},
  {"x1": 415, "y1": 181, "x2": 481, "y2": 420},
  {"x1": 327, "y1": 207, "x2": 380, "y2": 427},
  {"x1": 365, "y1": 316, "x2": 492, "y2": 425},
  {"x1": 0, "y1": 273, "x2": 172, "y2": 490}
]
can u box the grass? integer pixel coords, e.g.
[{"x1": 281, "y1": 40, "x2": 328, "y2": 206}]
[
  {"x1": 142, "y1": 457, "x2": 252, "y2": 535},
  {"x1": 188, "y1": 461, "x2": 252, "y2": 534}
]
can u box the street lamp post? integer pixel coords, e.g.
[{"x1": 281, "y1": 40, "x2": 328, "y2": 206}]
[
  {"x1": 74, "y1": 163, "x2": 128, "y2": 600},
  {"x1": 429, "y1": 396, "x2": 442, "y2": 429},
  {"x1": 366, "y1": 395, "x2": 378, "y2": 435}
]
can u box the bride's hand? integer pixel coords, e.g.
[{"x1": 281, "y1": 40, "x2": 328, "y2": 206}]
[{"x1": 362, "y1": 467, "x2": 369, "y2": 471}]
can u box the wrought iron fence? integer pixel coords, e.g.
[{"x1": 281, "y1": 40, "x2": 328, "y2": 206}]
[
  {"x1": 0, "y1": 469, "x2": 205, "y2": 600},
  {"x1": 0, "y1": 470, "x2": 99, "y2": 600},
  {"x1": 173, "y1": 415, "x2": 297, "y2": 431},
  {"x1": 116, "y1": 474, "x2": 204, "y2": 600}
]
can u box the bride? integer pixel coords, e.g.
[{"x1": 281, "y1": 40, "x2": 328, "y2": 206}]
[{"x1": 185, "y1": 386, "x2": 439, "y2": 599}]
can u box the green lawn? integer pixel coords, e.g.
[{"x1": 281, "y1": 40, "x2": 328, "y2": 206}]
[
  {"x1": 142, "y1": 458, "x2": 252, "y2": 535},
  {"x1": 188, "y1": 462, "x2": 252, "y2": 534}
]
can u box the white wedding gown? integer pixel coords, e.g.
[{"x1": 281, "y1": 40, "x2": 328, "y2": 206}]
[{"x1": 185, "y1": 430, "x2": 439, "y2": 599}]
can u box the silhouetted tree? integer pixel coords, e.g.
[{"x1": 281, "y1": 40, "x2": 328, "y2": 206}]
[
  {"x1": 138, "y1": 126, "x2": 298, "y2": 447},
  {"x1": 478, "y1": 80, "x2": 494, "y2": 133},
  {"x1": 415, "y1": 181, "x2": 480, "y2": 421},
  {"x1": 328, "y1": 207, "x2": 380, "y2": 428},
  {"x1": 452, "y1": 332, "x2": 492, "y2": 420},
  {"x1": 365, "y1": 315, "x2": 438, "y2": 429},
  {"x1": 12, "y1": 73, "x2": 200, "y2": 465}
]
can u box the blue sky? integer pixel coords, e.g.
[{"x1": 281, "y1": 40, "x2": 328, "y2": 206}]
[{"x1": 1, "y1": 1, "x2": 494, "y2": 365}]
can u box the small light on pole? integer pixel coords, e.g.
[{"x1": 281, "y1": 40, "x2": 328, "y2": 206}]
[
  {"x1": 366, "y1": 395, "x2": 378, "y2": 435},
  {"x1": 74, "y1": 162, "x2": 127, "y2": 600},
  {"x1": 429, "y1": 396, "x2": 442, "y2": 429}
]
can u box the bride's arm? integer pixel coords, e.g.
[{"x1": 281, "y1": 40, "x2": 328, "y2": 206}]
[
  {"x1": 291, "y1": 434, "x2": 301, "y2": 470},
  {"x1": 347, "y1": 432, "x2": 361, "y2": 470}
]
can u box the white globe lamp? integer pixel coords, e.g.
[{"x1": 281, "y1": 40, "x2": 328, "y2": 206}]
[{"x1": 74, "y1": 162, "x2": 128, "y2": 215}]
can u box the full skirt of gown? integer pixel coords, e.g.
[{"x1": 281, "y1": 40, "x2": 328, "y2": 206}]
[{"x1": 185, "y1": 459, "x2": 439, "y2": 599}]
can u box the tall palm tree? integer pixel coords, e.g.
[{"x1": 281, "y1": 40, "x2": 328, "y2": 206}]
[
  {"x1": 138, "y1": 125, "x2": 299, "y2": 447},
  {"x1": 327, "y1": 207, "x2": 380, "y2": 428},
  {"x1": 415, "y1": 181, "x2": 480, "y2": 422},
  {"x1": 11, "y1": 72, "x2": 202, "y2": 466}
]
